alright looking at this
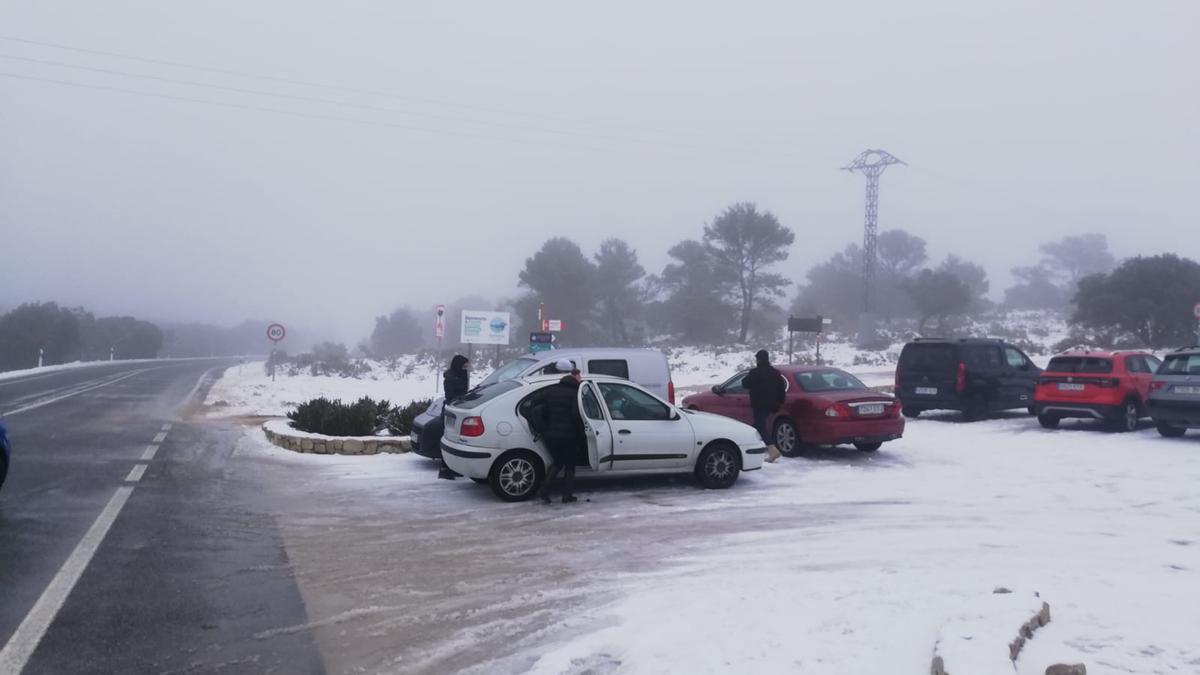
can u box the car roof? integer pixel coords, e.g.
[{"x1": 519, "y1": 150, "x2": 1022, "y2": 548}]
[
  {"x1": 907, "y1": 337, "x2": 1007, "y2": 345},
  {"x1": 519, "y1": 373, "x2": 636, "y2": 385},
  {"x1": 775, "y1": 365, "x2": 849, "y2": 374},
  {"x1": 1051, "y1": 349, "x2": 1145, "y2": 358},
  {"x1": 525, "y1": 348, "x2": 665, "y2": 357},
  {"x1": 1168, "y1": 346, "x2": 1200, "y2": 355}
]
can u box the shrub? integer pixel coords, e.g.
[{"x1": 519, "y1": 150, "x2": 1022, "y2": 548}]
[
  {"x1": 287, "y1": 396, "x2": 391, "y2": 436},
  {"x1": 386, "y1": 398, "x2": 433, "y2": 436}
]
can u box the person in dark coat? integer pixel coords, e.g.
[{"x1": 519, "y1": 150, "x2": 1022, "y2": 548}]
[
  {"x1": 437, "y1": 355, "x2": 470, "y2": 480},
  {"x1": 536, "y1": 359, "x2": 585, "y2": 503},
  {"x1": 742, "y1": 349, "x2": 786, "y2": 463}
]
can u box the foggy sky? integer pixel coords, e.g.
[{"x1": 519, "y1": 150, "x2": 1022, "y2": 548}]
[{"x1": 2, "y1": 1, "x2": 1197, "y2": 344}]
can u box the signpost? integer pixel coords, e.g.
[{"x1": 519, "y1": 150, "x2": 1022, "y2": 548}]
[
  {"x1": 266, "y1": 323, "x2": 286, "y2": 382},
  {"x1": 461, "y1": 310, "x2": 511, "y2": 366},
  {"x1": 1193, "y1": 302, "x2": 1200, "y2": 345},
  {"x1": 530, "y1": 332, "x2": 555, "y2": 354},
  {"x1": 542, "y1": 319, "x2": 564, "y2": 332},
  {"x1": 787, "y1": 316, "x2": 831, "y2": 364}
]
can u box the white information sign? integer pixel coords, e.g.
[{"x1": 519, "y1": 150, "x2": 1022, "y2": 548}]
[{"x1": 461, "y1": 310, "x2": 511, "y2": 345}]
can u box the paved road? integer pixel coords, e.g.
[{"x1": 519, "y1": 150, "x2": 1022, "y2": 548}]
[{"x1": 0, "y1": 361, "x2": 323, "y2": 674}]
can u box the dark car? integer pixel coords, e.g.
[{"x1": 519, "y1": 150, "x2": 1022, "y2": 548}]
[
  {"x1": 682, "y1": 365, "x2": 904, "y2": 454},
  {"x1": 409, "y1": 399, "x2": 446, "y2": 459},
  {"x1": 1, "y1": 420, "x2": 10, "y2": 492},
  {"x1": 895, "y1": 338, "x2": 1040, "y2": 420},
  {"x1": 1148, "y1": 347, "x2": 1200, "y2": 437}
]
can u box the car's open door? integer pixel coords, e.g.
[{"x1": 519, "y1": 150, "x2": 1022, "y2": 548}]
[{"x1": 577, "y1": 382, "x2": 613, "y2": 471}]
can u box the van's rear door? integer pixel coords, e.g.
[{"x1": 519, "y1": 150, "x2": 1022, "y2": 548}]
[{"x1": 898, "y1": 343, "x2": 958, "y2": 401}]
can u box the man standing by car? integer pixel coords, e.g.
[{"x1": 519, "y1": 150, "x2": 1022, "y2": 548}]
[
  {"x1": 536, "y1": 359, "x2": 584, "y2": 504},
  {"x1": 743, "y1": 349, "x2": 786, "y2": 463},
  {"x1": 438, "y1": 355, "x2": 471, "y2": 480}
]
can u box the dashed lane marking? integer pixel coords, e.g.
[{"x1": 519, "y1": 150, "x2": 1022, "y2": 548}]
[
  {"x1": 125, "y1": 464, "x2": 147, "y2": 483},
  {"x1": 140, "y1": 444, "x2": 159, "y2": 461},
  {"x1": 161, "y1": 423, "x2": 172, "y2": 432},
  {"x1": 152, "y1": 431, "x2": 167, "y2": 444}
]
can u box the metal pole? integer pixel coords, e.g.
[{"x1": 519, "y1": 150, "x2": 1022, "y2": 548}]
[
  {"x1": 816, "y1": 332, "x2": 822, "y2": 365},
  {"x1": 788, "y1": 331, "x2": 794, "y2": 364}
]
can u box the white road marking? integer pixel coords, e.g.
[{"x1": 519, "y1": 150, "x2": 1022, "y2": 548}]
[
  {"x1": 161, "y1": 423, "x2": 172, "y2": 432},
  {"x1": 0, "y1": 486, "x2": 135, "y2": 673},
  {"x1": 0, "y1": 370, "x2": 147, "y2": 417},
  {"x1": 140, "y1": 444, "x2": 159, "y2": 461},
  {"x1": 152, "y1": 431, "x2": 167, "y2": 444},
  {"x1": 180, "y1": 367, "x2": 219, "y2": 408},
  {"x1": 125, "y1": 464, "x2": 147, "y2": 482}
]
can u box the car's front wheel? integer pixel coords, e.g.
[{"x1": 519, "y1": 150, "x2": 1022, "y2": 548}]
[
  {"x1": 773, "y1": 418, "x2": 804, "y2": 457},
  {"x1": 1156, "y1": 422, "x2": 1186, "y2": 438},
  {"x1": 695, "y1": 443, "x2": 740, "y2": 489},
  {"x1": 1037, "y1": 414, "x2": 1060, "y2": 429},
  {"x1": 488, "y1": 450, "x2": 544, "y2": 502}
]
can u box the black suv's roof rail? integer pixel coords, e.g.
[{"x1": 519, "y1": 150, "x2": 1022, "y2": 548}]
[
  {"x1": 1171, "y1": 345, "x2": 1200, "y2": 352},
  {"x1": 913, "y1": 337, "x2": 1005, "y2": 343}
]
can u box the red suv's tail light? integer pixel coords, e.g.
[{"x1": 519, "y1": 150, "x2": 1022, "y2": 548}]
[
  {"x1": 668, "y1": 380, "x2": 676, "y2": 404},
  {"x1": 955, "y1": 362, "x2": 967, "y2": 393},
  {"x1": 460, "y1": 416, "x2": 485, "y2": 437}
]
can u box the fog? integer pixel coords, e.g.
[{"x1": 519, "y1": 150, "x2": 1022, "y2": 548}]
[{"x1": 1, "y1": 1, "x2": 1197, "y2": 344}]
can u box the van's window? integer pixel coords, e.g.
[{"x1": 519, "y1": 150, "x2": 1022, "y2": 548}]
[
  {"x1": 795, "y1": 370, "x2": 867, "y2": 392},
  {"x1": 1047, "y1": 356, "x2": 1113, "y2": 374},
  {"x1": 454, "y1": 380, "x2": 521, "y2": 409},
  {"x1": 587, "y1": 359, "x2": 629, "y2": 379},
  {"x1": 900, "y1": 344, "x2": 955, "y2": 370},
  {"x1": 597, "y1": 382, "x2": 671, "y2": 421},
  {"x1": 477, "y1": 357, "x2": 537, "y2": 388},
  {"x1": 1159, "y1": 354, "x2": 1200, "y2": 375},
  {"x1": 581, "y1": 384, "x2": 605, "y2": 420},
  {"x1": 964, "y1": 346, "x2": 1002, "y2": 369},
  {"x1": 1004, "y1": 348, "x2": 1028, "y2": 369}
]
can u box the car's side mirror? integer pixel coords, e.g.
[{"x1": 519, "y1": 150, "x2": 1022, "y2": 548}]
[
  {"x1": 670, "y1": 410, "x2": 682, "y2": 421},
  {"x1": 711, "y1": 385, "x2": 724, "y2": 395}
]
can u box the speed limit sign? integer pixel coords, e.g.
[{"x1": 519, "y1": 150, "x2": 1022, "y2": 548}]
[{"x1": 266, "y1": 323, "x2": 286, "y2": 343}]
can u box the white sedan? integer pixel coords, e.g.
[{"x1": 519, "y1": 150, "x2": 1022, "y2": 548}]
[{"x1": 441, "y1": 375, "x2": 766, "y2": 501}]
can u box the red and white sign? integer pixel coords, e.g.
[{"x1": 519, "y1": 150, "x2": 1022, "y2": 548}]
[
  {"x1": 435, "y1": 305, "x2": 446, "y2": 339},
  {"x1": 1193, "y1": 302, "x2": 1200, "y2": 320},
  {"x1": 266, "y1": 323, "x2": 286, "y2": 343},
  {"x1": 542, "y1": 319, "x2": 564, "y2": 332}
]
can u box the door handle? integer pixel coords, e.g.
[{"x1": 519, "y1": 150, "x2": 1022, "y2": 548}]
[{"x1": 618, "y1": 429, "x2": 632, "y2": 435}]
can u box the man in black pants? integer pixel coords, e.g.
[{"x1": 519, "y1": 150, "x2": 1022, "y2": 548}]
[
  {"x1": 743, "y1": 349, "x2": 786, "y2": 463},
  {"x1": 536, "y1": 359, "x2": 585, "y2": 504}
]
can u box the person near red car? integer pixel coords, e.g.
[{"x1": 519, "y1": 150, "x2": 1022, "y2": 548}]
[
  {"x1": 1034, "y1": 349, "x2": 1161, "y2": 431},
  {"x1": 743, "y1": 350, "x2": 787, "y2": 463}
]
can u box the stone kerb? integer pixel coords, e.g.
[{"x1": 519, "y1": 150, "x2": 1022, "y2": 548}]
[{"x1": 262, "y1": 419, "x2": 410, "y2": 455}]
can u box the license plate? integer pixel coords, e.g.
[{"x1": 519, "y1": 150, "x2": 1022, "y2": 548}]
[
  {"x1": 1174, "y1": 385, "x2": 1200, "y2": 395},
  {"x1": 915, "y1": 387, "x2": 937, "y2": 395},
  {"x1": 857, "y1": 404, "x2": 885, "y2": 416},
  {"x1": 1057, "y1": 383, "x2": 1085, "y2": 391}
]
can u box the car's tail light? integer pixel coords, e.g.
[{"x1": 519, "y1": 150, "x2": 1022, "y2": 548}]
[
  {"x1": 955, "y1": 362, "x2": 967, "y2": 393},
  {"x1": 1151, "y1": 381, "x2": 1165, "y2": 391},
  {"x1": 460, "y1": 416, "x2": 485, "y2": 437},
  {"x1": 668, "y1": 380, "x2": 676, "y2": 404},
  {"x1": 824, "y1": 403, "x2": 852, "y2": 418}
]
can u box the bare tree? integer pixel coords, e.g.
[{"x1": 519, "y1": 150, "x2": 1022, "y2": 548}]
[{"x1": 702, "y1": 202, "x2": 795, "y2": 343}]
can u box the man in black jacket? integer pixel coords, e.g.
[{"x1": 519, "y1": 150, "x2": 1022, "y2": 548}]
[
  {"x1": 438, "y1": 355, "x2": 471, "y2": 480},
  {"x1": 536, "y1": 359, "x2": 585, "y2": 503},
  {"x1": 743, "y1": 349, "x2": 786, "y2": 463}
]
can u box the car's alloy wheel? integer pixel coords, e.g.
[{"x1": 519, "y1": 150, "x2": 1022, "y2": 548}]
[
  {"x1": 773, "y1": 419, "x2": 801, "y2": 457},
  {"x1": 696, "y1": 444, "x2": 739, "y2": 489},
  {"x1": 1113, "y1": 401, "x2": 1139, "y2": 433},
  {"x1": 488, "y1": 451, "x2": 543, "y2": 501}
]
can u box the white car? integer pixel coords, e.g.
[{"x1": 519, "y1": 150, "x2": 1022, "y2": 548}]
[{"x1": 441, "y1": 375, "x2": 767, "y2": 501}]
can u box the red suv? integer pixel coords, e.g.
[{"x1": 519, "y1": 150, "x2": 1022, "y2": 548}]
[
  {"x1": 1034, "y1": 350, "x2": 1162, "y2": 431},
  {"x1": 681, "y1": 366, "x2": 904, "y2": 454}
]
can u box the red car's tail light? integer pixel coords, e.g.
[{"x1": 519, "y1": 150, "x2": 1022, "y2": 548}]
[
  {"x1": 460, "y1": 416, "x2": 485, "y2": 437},
  {"x1": 955, "y1": 362, "x2": 967, "y2": 393},
  {"x1": 824, "y1": 403, "x2": 852, "y2": 418}
]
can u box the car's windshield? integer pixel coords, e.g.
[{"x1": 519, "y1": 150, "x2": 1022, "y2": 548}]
[
  {"x1": 1047, "y1": 357, "x2": 1113, "y2": 374},
  {"x1": 476, "y1": 357, "x2": 538, "y2": 388},
  {"x1": 1159, "y1": 354, "x2": 1200, "y2": 375},
  {"x1": 795, "y1": 370, "x2": 868, "y2": 392}
]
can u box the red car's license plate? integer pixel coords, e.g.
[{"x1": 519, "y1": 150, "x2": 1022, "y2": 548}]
[{"x1": 857, "y1": 404, "x2": 885, "y2": 415}]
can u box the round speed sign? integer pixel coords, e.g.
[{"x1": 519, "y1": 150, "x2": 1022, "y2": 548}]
[{"x1": 266, "y1": 323, "x2": 286, "y2": 343}]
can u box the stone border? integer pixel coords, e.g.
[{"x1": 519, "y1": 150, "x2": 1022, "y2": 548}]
[
  {"x1": 261, "y1": 419, "x2": 410, "y2": 455},
  {"x1": 931, "y1": 591, "x2": 1055, "y2": 675}
]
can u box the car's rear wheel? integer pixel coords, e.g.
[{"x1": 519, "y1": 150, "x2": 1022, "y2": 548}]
[
  {"x1": 1037, "y1": 414, "x2": 1060, "y2": 429},
  {"x1": 488, "y1": 450, "x2": 544, "y2": 502},
  {"x1": 695, "y1": 442, "x2": 740, "y2": 490},
  {"x1": 902, "y1": 407, "x2": 922, "y2": 419},
  {"x1": 773, "y1": 418, "x2": 803, "y2": 457},
  {"x1": 854, "y1": 441, "x2": 882, "y2": 452},
  {"x1": 1109, "y1": 400, "x2": 1140, "y2": 433},
  {"x1": 1156, "y1": 422, "x2": 1186, "y2": 438}
]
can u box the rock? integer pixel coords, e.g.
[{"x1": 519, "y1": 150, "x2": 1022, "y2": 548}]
[
  {"x1": 361, "y1": 442, "x2": 381, "y2": 455},
  {"x1": 300, "y1": 439, "x2": 313, "y2": 452},
  {"x1": 993, "y1": 586, "x2": 1013, "y2": 594},
  {"x1": 1046, "y1": 664, "x2": 1086, "y2": 675},
  {"x1": 312, "y1": 442, "x2": 327, "y2": 454},
  {"x1": 930, "y1": 655, "x2": 945, "y2": 675},
  {"x1": 344, "y1": 439, "x2": 364, "y2": 454}
]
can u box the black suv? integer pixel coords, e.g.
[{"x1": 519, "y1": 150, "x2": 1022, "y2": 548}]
[{"x1": 895, "y1": 338, "x2": 1041, "y2": 420}]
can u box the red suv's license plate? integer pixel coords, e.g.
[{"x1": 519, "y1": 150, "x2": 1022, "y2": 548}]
[{"x1": 1057, "y1": 383, "x2": 1085, "y2": 391}]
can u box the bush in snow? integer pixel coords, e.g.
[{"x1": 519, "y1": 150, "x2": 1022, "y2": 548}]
[
  {"x1": 385, "y1": 398, "x2": 433, "y2": 436},
  {"x1": 287, "y1": 396, "x2": 391, "y2": 436}
]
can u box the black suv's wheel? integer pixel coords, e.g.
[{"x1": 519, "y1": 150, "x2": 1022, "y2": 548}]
[
  {"x1": 773, "y1": 418, "x2": 803, "y2": 457},
  {"x1": 1037, "y1": 414, "x2": 1060, "y2": 429},
  {"x1": 1109, "y1": 400, "x2": 1140, "y2": 433},
  {"x1": 902, "y1": 407, "x2": 922, "y2": 419},
  {"x1": 695, "y1": 442, "x2": 740, "y2": 490},
  {"x1": 854, "y1": 441, "x2": 882, "y2": 452},
  {"x1": 1156, "y1": 422, "x2": 1186, "y2": 438},
  {"x1": 488, "y1": 450, "x2": 544, "y2": 502}
]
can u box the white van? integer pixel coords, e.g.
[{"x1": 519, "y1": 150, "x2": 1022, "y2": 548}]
[{"x1": 476, "y1": 348, "x2": 676, "y2": 403}]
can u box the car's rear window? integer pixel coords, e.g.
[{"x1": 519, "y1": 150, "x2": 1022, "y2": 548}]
[
  {"x1": 795, "y1": 370, "x2": 868, "y2": 392},
  {"x1": 900, "y1": 344, "x2": 955, "y2": 370},
  {"x1": 453, "y1": 380, "x2": 522, "y2": 409},
  {"x1": 476, "y1": 357, "x2": 538, "y2": 388},
  {"x1": 1047, "y1": 356, "x2": 1113, "y2": 374},
  {"x1": 1159, "y1": 354, "x2": 1200, "y2": 375}
]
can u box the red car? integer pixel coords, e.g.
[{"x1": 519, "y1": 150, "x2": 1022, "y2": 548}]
[
  {"x1": 681, "y1": 366, "x2": 904, "y2": 454},
  {"x1": 1034, "y1": 350, "x2": 1162, "y2": 431}
]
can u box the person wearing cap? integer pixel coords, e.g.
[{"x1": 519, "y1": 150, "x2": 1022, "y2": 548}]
[
  {"x1": 743, "y1": 349, "x2": 786, "y2": 463},
  {"x1": 535, "y1": 358, "x2": 584, "y2": 503}
]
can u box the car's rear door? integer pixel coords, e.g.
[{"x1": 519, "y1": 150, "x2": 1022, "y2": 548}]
[
  {"x1": 963, "y1": 345, "x2": 1005, "y2": 408},
  {"x1": 1125, "y1": 355, "x2": 1157, "y2": 401}
]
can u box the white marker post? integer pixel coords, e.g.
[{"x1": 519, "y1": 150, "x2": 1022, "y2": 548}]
[{"x1": 1193, "y1": 302, "x2": 1200, "y2": 345}]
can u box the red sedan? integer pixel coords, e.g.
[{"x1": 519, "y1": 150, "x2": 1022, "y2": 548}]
[{"x1": 682, "y1": 366, "x2": 904, "y2": 454}]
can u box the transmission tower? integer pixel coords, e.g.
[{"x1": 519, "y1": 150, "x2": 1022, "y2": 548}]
[{"x1": 843, "y1": 149, "x2": 905, "y2": 314}]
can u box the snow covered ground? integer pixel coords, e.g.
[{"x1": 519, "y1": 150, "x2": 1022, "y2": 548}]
[{"x1": 232, "y1": 410, "x2": 1200, "y2": 674}]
